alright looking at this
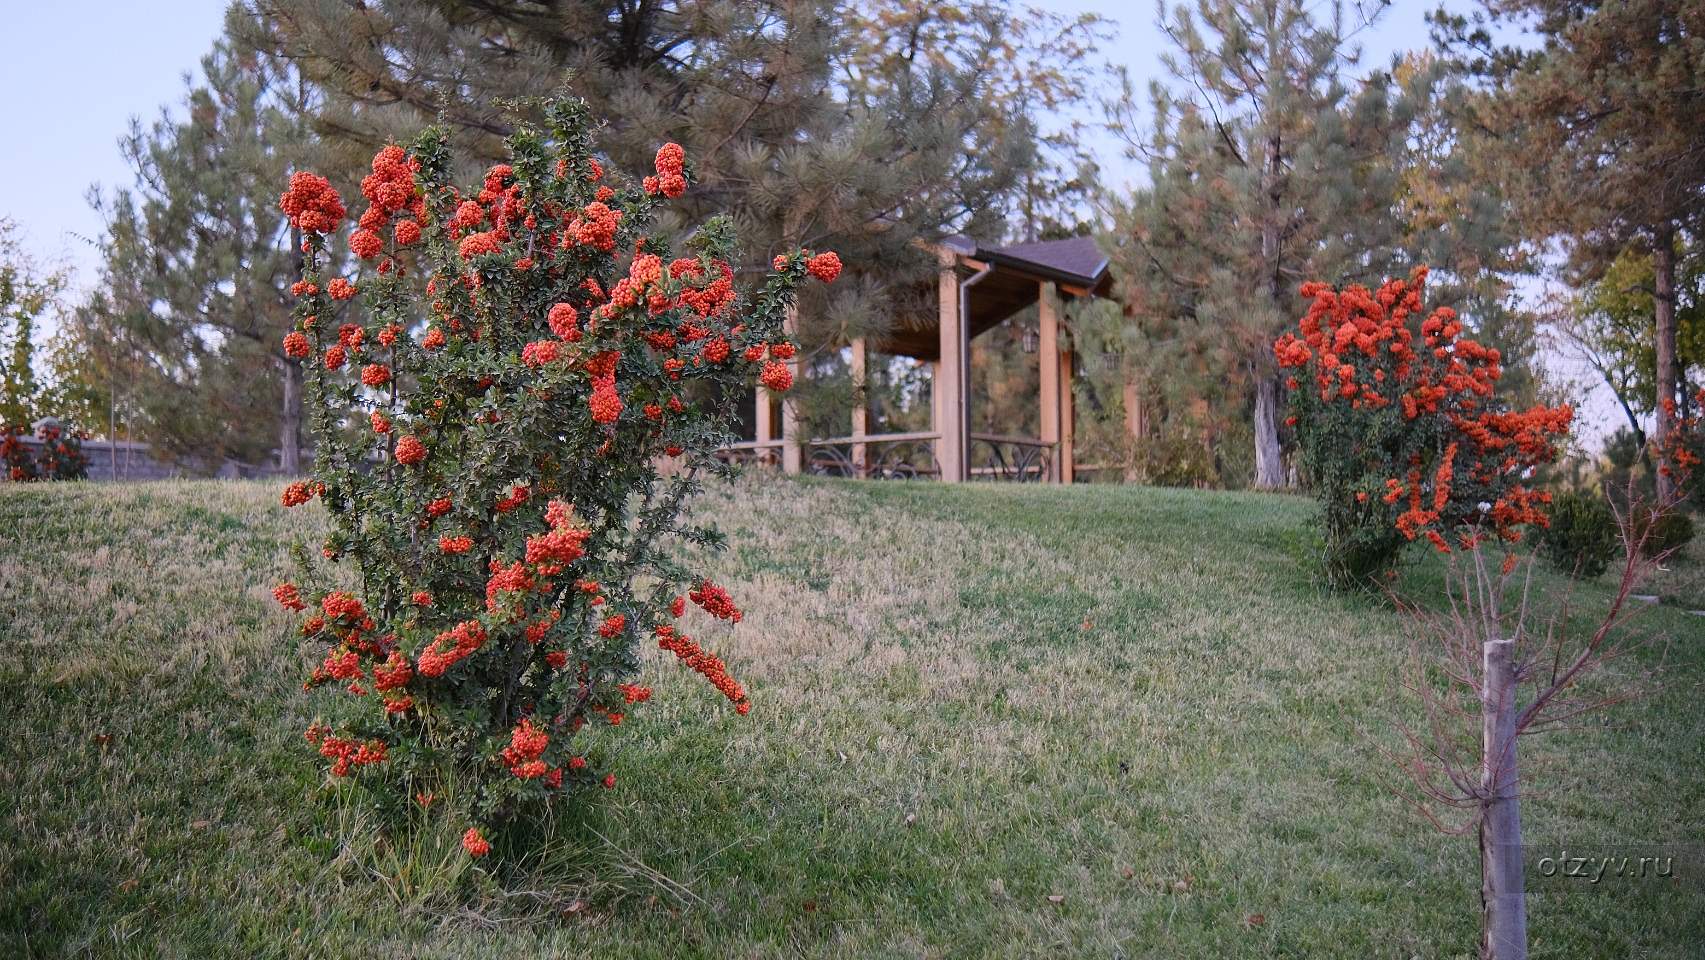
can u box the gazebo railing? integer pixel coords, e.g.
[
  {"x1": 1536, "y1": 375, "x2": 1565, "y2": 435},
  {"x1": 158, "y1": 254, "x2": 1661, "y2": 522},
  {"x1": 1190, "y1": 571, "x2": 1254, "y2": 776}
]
[
  {"x1": 805, "y1": 430, "x2": 939, "y2": 480},
  {"x1": 715, "y1": 439, "x2": 785, "y2": 468},
  {"x1": 968, "y1": 432, "x2": 1055, "y2": 483},
  {"x1": 720, "y1": 430, "x2": 1052, "y2": 482}
]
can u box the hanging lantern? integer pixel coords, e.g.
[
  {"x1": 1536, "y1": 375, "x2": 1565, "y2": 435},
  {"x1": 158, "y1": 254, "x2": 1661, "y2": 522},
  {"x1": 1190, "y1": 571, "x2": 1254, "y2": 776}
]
[{"x1": 1022, "y1": 326, "x2": 1039, "y2": 354}]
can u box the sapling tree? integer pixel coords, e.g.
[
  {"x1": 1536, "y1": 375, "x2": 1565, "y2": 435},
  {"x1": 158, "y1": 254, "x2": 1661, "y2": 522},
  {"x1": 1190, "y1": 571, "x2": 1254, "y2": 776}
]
[
  {"x1": 1389, "y1": 479, "x2": 1688, "y2": 960},
  {"x1": 273, "y1": 97, "x2": 839, "y2": 856}
]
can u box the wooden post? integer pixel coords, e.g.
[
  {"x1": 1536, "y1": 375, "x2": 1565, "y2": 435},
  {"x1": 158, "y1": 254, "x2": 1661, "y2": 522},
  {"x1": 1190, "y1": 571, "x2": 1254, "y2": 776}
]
[
  {"x1": 781, "y1": 304, "x2": 803, "y2": 475},
  {"x1": 1123, "y1": 378, "x2": 1145, "y2": 482},
  {"x1": 850, "y1": 337, "x2": 868, "y2": 477},
  {"x1": 1059, "y1": 347, "x2": 1075, "y2": 484},
  {"x1": 1480, "y1": 637, "x2": 1527, "y2": 960},
  {"x1": 1038, "y1": 281, "x2": 1060, "y2": 483},
  {"x1": 753, "y1": 387, "x2": 773, "y2": 458},
  {"x1": 936, "y1": 252, "x2": 965, "y2": 482}
]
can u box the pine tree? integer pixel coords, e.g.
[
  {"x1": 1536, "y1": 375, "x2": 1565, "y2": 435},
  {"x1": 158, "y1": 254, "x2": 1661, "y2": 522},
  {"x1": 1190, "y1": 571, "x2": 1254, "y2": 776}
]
[
  {"x1": 1434, "y1": 0, "x2": 1705, "y2": 498},
  {"x1": 1104, "y1": 0, "x2": 1411, "y2": 488},
  {"x1": 239, "y1": 0, "x2": 1102, "y2": 425},
  {"x1": 71, "y1": 17, "x2": 326, "y2": 469},
  {"x1": 1390, "y1": 54, "x2": 1542, "y2": 405}
]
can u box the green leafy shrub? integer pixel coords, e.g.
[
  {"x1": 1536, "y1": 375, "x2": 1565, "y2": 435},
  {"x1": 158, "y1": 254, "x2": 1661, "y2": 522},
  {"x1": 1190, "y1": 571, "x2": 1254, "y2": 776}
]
[
  {"x1": 1634, "y1": 507, "x2": 1695, "y2": 559},
  {"x1": 1537, "y1": 490, "x2": 1621, "y2": 578}
]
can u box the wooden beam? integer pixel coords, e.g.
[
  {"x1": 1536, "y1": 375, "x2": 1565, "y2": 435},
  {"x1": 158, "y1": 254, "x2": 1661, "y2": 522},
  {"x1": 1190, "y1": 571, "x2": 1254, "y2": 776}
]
[
  {"x1": 1122, "y1": 377, "x2": 1146, "y2": 482},
  {"x1": 754, "y1": 387, "x2": 773, "y2": 442},
  {"x1": 1059, "y1": 347, "x2": 1075, "y2": 485},
  {"x1": 936, "y1": 251, "x2": 965, "y2": 482},
  {"x1": 850, "y1": 337, "x2": 868, "y2": 477},
  {"x1": 781, "y1": 304, "x2": 802, "y2": 475},
  {"x1": 1038, "y1": 280, "x2": 1060, "y2": 483}
]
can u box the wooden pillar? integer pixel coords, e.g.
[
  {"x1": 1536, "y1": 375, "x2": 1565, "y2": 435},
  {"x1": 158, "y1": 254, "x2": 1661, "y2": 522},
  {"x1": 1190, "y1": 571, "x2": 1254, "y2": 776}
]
[
  {"x1": 936, "y1": 252, "x2": 965, "y2": 482},
  {"x1": 850, "y1": 337, "x2": 868, "y2": 477},
  {"x1": 781, "y1": 304, "x2": 803, "y2": 475},
  {"x1": 1059, "y1": 347, "x2": 1075, "y2": 485},
  {"x1": 1038, "y1": 281, "x2": 1060, "y2": 483},
  {"x1": 753, "y1": 387, "x2": 773, "y2": 463},
  {"x1": 1122, "y1": 377, "x2": 1146, "y2": 482}
]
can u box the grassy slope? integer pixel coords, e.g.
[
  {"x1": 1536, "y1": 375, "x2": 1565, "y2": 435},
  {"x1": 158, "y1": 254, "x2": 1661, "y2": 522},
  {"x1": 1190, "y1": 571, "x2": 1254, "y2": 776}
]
[{"x1": 1, "y1": 478, "x2": 1700, "y2": 959}]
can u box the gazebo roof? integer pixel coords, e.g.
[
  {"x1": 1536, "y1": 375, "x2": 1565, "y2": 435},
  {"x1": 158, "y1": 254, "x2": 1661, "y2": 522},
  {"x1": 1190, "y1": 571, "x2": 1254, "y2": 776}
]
[
  {"x1": 876, "y1": 234, "x2": 1114, "y2": 360},
  {"x1": 943, "y1": 234, "x2": 1111, "y2": 291}
]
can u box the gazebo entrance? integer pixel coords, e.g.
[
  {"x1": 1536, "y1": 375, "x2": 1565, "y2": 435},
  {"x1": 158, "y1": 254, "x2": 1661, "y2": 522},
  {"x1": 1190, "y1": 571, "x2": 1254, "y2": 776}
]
[{"x1": 724, "y1": 234, "x2": 1112, "y2": 483}]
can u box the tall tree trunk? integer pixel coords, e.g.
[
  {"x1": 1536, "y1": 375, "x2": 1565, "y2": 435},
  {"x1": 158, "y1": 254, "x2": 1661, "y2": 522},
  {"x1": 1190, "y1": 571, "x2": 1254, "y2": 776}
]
[
  {"x1": 1479, "y1": 637, "x2": 1527, "y2": 960},
  {"x1": 1255, "y1": 63, "x2": 1288, "y2": 490},
  {"x1": 1653, "y1": 224, "x2": 1678, "y2": 502},
  {"x1": 1252, "y1": 369, "x2": 1285, "y2": 488},
  {"x1": 279, "y1": 356, "x2": 302, "y2": 475}
]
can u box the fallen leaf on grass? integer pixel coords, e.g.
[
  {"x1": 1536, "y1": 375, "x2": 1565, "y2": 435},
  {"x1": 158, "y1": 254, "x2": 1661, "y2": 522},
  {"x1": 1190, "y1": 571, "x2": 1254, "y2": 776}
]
[
  {"x1": 1045, "y1": 894, "x2": 1065, "y2": 905},
  {"x1": 1245, "y1": 914, "x2": 1266, "y2": 928},
  {"x1": 1120, "y1": 867, "x2": 1135, "y2": 880}
]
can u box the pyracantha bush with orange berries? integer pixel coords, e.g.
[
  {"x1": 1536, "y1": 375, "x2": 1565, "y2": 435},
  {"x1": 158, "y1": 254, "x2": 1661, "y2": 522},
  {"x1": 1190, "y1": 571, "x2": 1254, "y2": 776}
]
[
  {"x1": 1274, "y1": 267, "x2": 1573, "y2": 588},
  {"x1": 1655, "y1": 387, "x2": 1705, "y2": 509},
  {"x1": 273, "y1": 98, "x2": 838, "y2": 853},
  {"x1": 2, "y1": 421, "x2": 89, "y2": 482}
]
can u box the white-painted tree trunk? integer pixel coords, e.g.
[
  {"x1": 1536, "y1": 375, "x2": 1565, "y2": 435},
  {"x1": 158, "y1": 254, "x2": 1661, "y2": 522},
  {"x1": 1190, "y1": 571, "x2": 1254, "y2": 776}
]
[{"x1": 1252, "y1": 371, "x2": 1285, "y2": 489}]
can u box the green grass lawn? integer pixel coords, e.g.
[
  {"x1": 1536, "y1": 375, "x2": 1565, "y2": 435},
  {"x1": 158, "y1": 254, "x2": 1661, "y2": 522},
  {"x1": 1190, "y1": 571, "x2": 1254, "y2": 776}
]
[{"x1": 2, "y1": 478, "x2": 1701, "y2": 958}]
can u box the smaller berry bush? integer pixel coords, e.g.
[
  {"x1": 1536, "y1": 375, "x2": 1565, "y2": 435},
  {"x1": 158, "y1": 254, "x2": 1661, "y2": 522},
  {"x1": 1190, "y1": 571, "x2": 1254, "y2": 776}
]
[
  {"x1": 2, "y1": 421, "x2": 89, "y2": 482},
  {"x1": 1275, "y1": 267, "x2": 1573, "y2": 588},
  {"x1": 273, "y1": 98, "x2": 839, "y2": 855}
]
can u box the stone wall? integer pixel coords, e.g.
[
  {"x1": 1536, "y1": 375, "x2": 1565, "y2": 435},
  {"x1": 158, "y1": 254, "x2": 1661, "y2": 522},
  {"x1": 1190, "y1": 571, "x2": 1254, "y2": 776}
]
[{"x1": 12, "y1": 418, "x2": 298, "y2": 482}]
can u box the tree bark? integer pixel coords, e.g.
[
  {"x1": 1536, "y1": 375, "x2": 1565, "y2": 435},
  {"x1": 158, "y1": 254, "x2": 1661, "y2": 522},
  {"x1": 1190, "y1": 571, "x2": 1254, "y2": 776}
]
[
  {"x1": 1252, "y1": 368, "x2": 1285, "y2": 488},
  {"x1": 1255, "y1": 62, "x2": 1288, "y2": 490},
  {"x1": 1653, "y1": 224, "x2": 1678, "y2": 502},
  {"x1": 1480, "y1": 637, "x2": 1527, "y2": 960}
]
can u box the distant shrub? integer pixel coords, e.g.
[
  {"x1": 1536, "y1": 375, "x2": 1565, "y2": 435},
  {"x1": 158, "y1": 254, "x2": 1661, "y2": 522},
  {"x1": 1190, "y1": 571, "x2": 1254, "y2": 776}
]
[
  {"x1": 273, "y1": 98, "x2": 838, "y2": 857},
  {"x1": 1633, "y1": 507, "x2": 1695, "y2": 559},
  {"x1": 1275, "y1": 268, "x2": 1573, "y2": 589},
  {"x1": 1537, "y1": 490, "x2": 1620, "y2": 578},
  {"x1": 1138, "y1": 432, "x2": 1217, "y2": 488},
  {"x1": 2, "y1": 420, "x2": 88, "y2": 481}
]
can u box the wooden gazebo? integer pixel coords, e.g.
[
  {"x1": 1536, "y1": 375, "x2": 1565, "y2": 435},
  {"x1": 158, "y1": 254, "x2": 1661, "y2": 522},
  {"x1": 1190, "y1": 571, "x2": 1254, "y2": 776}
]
[{"x1": 729, "y1": 234, "x2": 1112, "y2": 483}]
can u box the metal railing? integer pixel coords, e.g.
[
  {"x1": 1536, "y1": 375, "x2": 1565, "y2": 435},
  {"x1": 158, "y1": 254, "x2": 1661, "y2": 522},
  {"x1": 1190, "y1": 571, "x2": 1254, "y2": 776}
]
[
  {"x1": 719, "y1": 430, "x2": 1054, "y2": 482},
  {"x1": 804, "y1": 430, "x2": 940, "y2": 480},
  {"x1": 968, "y1": 432, "x2": 1055, "y2": 482}
]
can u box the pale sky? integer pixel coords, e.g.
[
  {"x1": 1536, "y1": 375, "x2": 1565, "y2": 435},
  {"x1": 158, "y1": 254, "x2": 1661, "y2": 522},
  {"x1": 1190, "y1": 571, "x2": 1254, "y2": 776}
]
[{"x1": 0, "y1": 0, "x2": 1619, "y2": 443}]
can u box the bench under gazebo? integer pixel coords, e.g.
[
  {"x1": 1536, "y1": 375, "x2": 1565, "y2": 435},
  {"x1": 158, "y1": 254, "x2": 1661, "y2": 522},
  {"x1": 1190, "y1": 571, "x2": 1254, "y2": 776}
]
[{"x1": 724, "y1": 234, "x2": 1112, "y2": 483}]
